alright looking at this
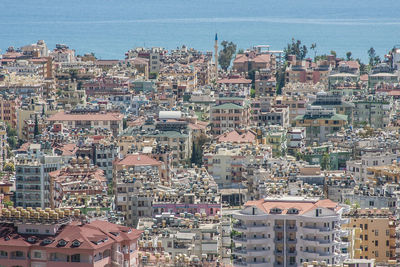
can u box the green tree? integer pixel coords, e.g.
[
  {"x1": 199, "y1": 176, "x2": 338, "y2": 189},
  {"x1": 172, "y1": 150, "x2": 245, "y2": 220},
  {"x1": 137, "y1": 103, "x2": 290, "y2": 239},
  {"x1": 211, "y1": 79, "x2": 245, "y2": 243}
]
[
  {"x1": 5, "y1": 123, "x2": 17, "y2": 150},
  {"x1": 34, "y1": 114, "x2": 40, "y2": 137},
  {"x1": 123, "y1": 118, "x2": 127, "y2": 130},
  {"x1": 368, "y1": 47, "x2": 376, "y2": 66},
  {"x1": 310, "y1": 43, "x2": 317, "y2": 59},
  {"x1": 346, "y1": 52, "x2": 352, "y2": 61},
  {"x1": 3, "y1": 162, "x2": 15, "y2": 172},
  {"x1": 284, "y1": 38, "x2": 308, "y2": 60},
  {"x1": 321, "y1": 153, "x2": 331, "y2": 170},
  {"x1": 237, "y1": 48, "x2": 244, "y2": 54},
  {"x1": 219, "y1": 41, "x2": 237, "y2": 71},
  {"x1": 356, "y1": 58, "x2": 367, "y2": 74},
  {"x1": 190, "y1": 134, "x2": 209, "y2": 166},
  {"x1": 3, "y1": 200, "x2": 13, "y2": 208},
  {"x1": 275, "y1": 64, "x2": 286, "y2": 95},
  {"x1": 330, "y1": 50, "x2": 337, "y2": 58}
]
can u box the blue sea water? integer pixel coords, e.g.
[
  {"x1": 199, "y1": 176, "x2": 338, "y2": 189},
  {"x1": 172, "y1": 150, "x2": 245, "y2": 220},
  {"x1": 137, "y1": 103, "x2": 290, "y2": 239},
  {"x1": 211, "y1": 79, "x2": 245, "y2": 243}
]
[{"x1": 1, "y1": 0, "x2": 400, "y2": 62}]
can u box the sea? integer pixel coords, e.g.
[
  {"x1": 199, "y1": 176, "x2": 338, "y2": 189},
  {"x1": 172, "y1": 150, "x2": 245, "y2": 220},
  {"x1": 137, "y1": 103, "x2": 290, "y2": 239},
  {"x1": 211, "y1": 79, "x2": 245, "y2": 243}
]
[{"x1": 2, "y1": 0, "x2": 400, "y2": 62}]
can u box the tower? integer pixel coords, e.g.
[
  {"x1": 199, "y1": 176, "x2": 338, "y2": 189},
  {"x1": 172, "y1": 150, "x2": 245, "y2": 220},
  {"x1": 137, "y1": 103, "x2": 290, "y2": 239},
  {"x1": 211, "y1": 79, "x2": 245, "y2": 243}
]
[{"x1": 214, "y1": 33, "x2": 218, "y2": 79}]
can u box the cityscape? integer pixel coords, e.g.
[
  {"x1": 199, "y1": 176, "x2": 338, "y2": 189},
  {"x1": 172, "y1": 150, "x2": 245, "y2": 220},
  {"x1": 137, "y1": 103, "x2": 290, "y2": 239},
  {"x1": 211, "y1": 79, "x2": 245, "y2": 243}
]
[{"x1": 0, "y1": 31, "x2": 400, "y2": 267}]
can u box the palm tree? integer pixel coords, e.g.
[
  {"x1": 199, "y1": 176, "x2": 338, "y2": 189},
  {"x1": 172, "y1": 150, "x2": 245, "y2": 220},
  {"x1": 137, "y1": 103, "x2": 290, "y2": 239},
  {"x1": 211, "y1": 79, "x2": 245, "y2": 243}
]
[{"x1": 310, "y1": 43, "x2": 317, "y2": 60}]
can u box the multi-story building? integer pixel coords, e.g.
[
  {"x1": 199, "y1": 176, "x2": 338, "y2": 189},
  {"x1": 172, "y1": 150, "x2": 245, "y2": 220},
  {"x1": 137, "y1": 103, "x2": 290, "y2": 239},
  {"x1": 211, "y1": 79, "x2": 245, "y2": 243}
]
[
  {"x1": 49, "y1": 157, "x2": 107, "y2": 208},
  {"x1": 47, "y1": 108, "x2": 123, "y2": 136},
  {"x1": 275, "y1": 94, "x2": 308, "y2": 123},
  {"x1": 92, "y1": 139, "x2": 119, "y2": 182},
  {"x1": 310, "y1": 92, "x2": 354, "y2": 124},
  {"x1": 232, "y1": 196, "x2": 350, "y2": 267},
  {"x1": 15, "y1": 144, "x2": 63, "y2": 208},
  {"x1": 0, "y1": 207, "x2": 142, "y2": 267},
  {"x1": 0, "y1": 122, "x2": 7, "y2": 170},
  {"x1": 203, "y1": 143, "x2": 271, "y2": 188},
  {"x1": 286, "y1": 127, "x2": 306, "y2": 155},
  {"x1": 293, "y1": 106, "x2": 348, "y2": 145},
  {"x1": 233, "y1": 50, "x2": 276, "y2": 73},
  {"x1": 353, "y1": 96, "x2": 392, "y2": 128},
  {"x1": 210, "y1": 97, "x2": 250, "y2": 135},
  {"x1": 346, "y1": 151, "x2": 397, "y2": 183},
  {"x1": 250, "y1": 97, "x2": 290, "y2": 128},
  {"x1": 343, "y1": 208, "x2": 397, "y2": 263},
  {"x1": 0, "y1": 95, "x2": 19, "y2": 129}
]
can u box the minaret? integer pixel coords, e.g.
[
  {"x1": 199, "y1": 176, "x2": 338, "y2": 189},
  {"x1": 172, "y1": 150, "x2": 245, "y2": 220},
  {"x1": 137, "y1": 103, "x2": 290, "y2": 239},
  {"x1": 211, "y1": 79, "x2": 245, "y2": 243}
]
[{"x1": 214, "y1": 33, "x2": 218, "y2": 80}]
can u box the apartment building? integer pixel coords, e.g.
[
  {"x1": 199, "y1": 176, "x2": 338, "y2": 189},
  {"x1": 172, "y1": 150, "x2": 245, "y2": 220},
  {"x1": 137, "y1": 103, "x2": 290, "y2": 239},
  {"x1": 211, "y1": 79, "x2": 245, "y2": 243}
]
[
  {"x1": 0, "y1": 95, "x2": 19, "y2": 129},
  {"x1": 203, "y1": 143, "x2": 271, "y2": 188},
  {"x1": 232, "y1": 196, "x2": 350, "y2": 267},
  {"x1": 0, "y1": 122, "x2": 7, "y2": 170},
  {"x1": 0, "y1": 208, "x2": 142, "y2": 267},
  {"x1": 353, "y1": 96, "x2": 392, "y2": 128},
  {"x1": 250, "y1": 98, "x2": 290, "y2": 128},
  {"x1": 310, "y1": 92, "x2": 354, "y2": 124},
  {"x1": 47, "y1": 109, "x2": 123, "y2": 136},
  {"x1": 346, "y1": 151, "x2": 397, "y2": 183},
  {"x1": 49, "y1": 157, "x2": 107, "y2": 208},
  {"x1": 343, "y1": 209, "x2": 397, "y2": 263},
  {"x1": 15, "y1": 144, "x2": 63, "y2": 208},
  {"x1": 293, "y1": 106, "x2": 347, "y2": 145},
  {"x1": 210, "y1": 97, "x2": 250, "y2": 135}
]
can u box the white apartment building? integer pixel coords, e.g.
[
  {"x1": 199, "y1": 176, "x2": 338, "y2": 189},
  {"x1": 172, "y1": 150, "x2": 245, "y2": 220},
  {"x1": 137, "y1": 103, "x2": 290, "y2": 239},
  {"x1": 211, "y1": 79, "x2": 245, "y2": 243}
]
[
  {"x1": 346, "y1": 151, "x2": 397, "y2": 183},
  {"x1": 232, "y1": 197, "x2": 350, "y2": 267},
  {"x1": 15, "y1": 144, "x2": 63, "y2": 208}
]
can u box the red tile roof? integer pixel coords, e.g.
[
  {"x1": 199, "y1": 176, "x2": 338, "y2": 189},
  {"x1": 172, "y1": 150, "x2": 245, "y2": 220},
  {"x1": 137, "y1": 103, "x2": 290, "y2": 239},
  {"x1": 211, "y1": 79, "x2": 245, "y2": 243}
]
[
  {"x1": 47, "y1": 111, "x2": 123, "y2": 121},
  {"x1": 217, "y1": 130, "x2": 256, "y2": 143},
  {"x1": 116, "y1": 154, "x2": 162, "y2": 167},
  {"x1": 338, "y1": 60, "x2": 360, "y2": 70},
  {"x1": 245, "y1": 198, "x2": 339, "y2": 215},
  {"x1": 217, "y1": 77, "x2": 252, "y2": 84},
  {"x1": 0, "y1": 220, "x2": 142, "y2": 250}
]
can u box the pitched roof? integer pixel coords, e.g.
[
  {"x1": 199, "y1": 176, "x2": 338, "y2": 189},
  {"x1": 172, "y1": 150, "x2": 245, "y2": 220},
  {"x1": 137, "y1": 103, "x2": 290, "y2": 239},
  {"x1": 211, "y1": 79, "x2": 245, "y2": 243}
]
[
  {"x1": 47, "y1": 111, "x2": 123, "y2": 121},
  {"x1": 217, "y1": 130, "x2": 256, "y2": 143},
  {"x1": 211, "y1": 103, "x2": 244, "y2": 110},
  {"x1": 0, "y1": 220, "x2": 142, "y2": 250},
  {"x1": 245, "y1": 198, "x2": 339, "y2": 215},
  {"x1": 217, "y1": 77, "x2": 252, "y2": 84},
  {"x1": 116, "y1": 154, "x2": 161, "y2": 167}
]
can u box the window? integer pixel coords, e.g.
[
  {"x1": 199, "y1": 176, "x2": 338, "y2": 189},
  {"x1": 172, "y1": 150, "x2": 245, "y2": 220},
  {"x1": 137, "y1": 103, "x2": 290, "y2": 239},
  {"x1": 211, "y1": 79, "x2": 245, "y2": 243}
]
[
  {"x1": 33, "y1": 251, "x2": 41, "y2": 258},
  {"x1": 0, "y1": 250, "x2": 7, "y2": 257},
  {"x1": 71, "y1": 254, "x2": 81, "y2": 262},
  {"x1": 58, "y1": 239, "x2": 67, "y2": 246},
  {"x1": 375, "y1": 240, "x2": 378, "y2": 246},
  {"x1": 375, "y1": 230, "x2": 379, "y2": 236}
]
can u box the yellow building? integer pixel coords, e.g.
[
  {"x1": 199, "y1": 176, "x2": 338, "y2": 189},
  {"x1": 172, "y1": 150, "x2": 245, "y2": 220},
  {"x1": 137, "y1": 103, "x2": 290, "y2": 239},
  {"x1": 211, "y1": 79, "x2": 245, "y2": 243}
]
[
  {"x1": 0, "y1": 180, "x2": 13, "y2": 203},
  {"x1": 367, "y1": 163, "x2": 400, "y2": 184},
  {"x1": 343, "y1": 208, "x2": 396, "y2": 263},
  {"x1": 293, "y1": 106, "x2": 347, "y2": 145}
]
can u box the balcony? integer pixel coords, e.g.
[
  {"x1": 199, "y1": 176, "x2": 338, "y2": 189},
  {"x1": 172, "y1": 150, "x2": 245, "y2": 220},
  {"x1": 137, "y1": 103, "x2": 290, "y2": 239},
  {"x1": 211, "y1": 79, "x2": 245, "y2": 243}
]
[
  {"x1": 286, "y1": 238, "x2": 297, "y2": 244},
  {"x1": 287, "y1": 225, "x2": 297, "y2": 231},
  {"x1": 233, "y1": 248, "x2": 247, "y2": 256},
  {"x1": 274, "y1": 238, "x2": 284, "y2": 243},
  {"x1": 273, "y1": 225, "x2": 284, "y2": 231},
  {"x1": 233, "y1": 260, "x2": 248, "y2": 266},
  {"x1": 247, "y1": 237, "x2": 268, "y2": 245},
  {"x1": 287, "y1": 250, "x2": 297, "y2": 256},
  {"x1": 274, "y1": 250, "x2": 283, "y2": 256},
  {"x1": 232, "y1": 236, "x2": 247, "y2": 243},
  {"x1": 233, "y1": 224, "x2": 247, "y2": 231}
]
